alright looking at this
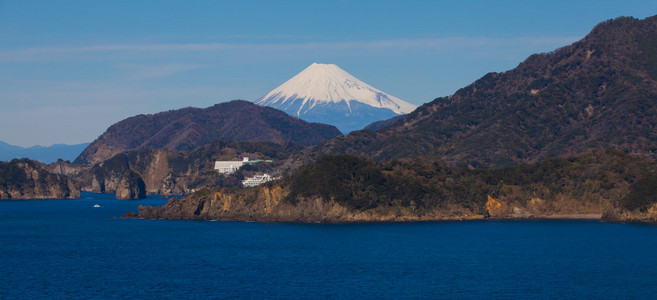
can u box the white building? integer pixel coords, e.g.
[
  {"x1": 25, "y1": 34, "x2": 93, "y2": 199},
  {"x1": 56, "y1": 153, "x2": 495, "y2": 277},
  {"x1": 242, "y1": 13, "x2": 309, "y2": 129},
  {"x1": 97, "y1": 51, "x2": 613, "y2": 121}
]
[
  {"x1": 242, "y1": 173, "x2": 281, "y2": 187},
  {"x1": 214, "y1": 157, "x2": 250, "y2": 174}
]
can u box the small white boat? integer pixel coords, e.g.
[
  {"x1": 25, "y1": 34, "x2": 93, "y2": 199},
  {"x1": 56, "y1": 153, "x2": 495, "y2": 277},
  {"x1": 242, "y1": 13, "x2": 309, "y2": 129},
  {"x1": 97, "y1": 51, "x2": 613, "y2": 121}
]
[{"x1": 93, "y1": 204, "x2": 101, "y2": 208}]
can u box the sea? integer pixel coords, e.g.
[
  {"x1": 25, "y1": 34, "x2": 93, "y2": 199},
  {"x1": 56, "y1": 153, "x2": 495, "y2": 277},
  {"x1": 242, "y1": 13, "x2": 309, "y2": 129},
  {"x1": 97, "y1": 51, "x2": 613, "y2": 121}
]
[{"x1": 1, "y1": 192, "x2": 657, "y2": 299}]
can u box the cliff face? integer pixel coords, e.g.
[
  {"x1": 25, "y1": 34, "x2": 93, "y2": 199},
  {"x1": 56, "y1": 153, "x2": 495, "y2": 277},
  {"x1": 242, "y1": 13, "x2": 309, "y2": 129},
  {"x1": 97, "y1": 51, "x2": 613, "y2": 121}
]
[
  {"x1": 129, "y1": 185, "x2": 605, "y2": 223},
  {"x1": 131, "y1": 186, "x2": 478, "y2": 223},
  {"x1": 115, "y1": 171, "x2": 146, "y2": 200},
  {"x1": 0, "y1": 159, "x2": 80, "y2": 200},
  {"x1": 48, "y1": 161, "x2": 87, "y2": 176},
  {"x1": 75, "y1": 100, "x2": 341, "y2": 165},
  {"x1": 73, "y1": 141, "x2": 302, "y2": 199},
  {"x1": 82, "y1": 154, "x2": 146, "y2": 200}
]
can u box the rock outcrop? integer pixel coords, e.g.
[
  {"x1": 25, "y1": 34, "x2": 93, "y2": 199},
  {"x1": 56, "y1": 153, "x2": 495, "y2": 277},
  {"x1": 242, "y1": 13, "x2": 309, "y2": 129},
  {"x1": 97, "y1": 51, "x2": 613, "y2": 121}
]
[
  {"x1": 0, "y1": 158, "x2": 80, "y2": 199},
  {"x1": 81, "y1": 154, "x2": 146, "y2": 199},
  {"x1": 485, "y1": 195, "x2": 506, "y2": 218},
  {"x1": 115, "y1": 170, "x2": 146, "y2": 200},
  {"x1": 129, "y1": 186, "x2": 484, "y2": 222},
  {"x1": 48, "y1": 160, "x2": 87, "y2": 176},
  {"x1": 128, "y1": 185, "x2": 609, "y2": 223},
  {"x1": 74, "y1": 141, "x2": 302, "y2": 199}
]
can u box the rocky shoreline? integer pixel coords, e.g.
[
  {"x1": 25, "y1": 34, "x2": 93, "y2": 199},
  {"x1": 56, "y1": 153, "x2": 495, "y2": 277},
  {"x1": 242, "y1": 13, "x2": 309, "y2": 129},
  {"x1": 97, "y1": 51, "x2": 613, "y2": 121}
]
[
  {"x1": 0, "y1": 159, "x2": 80, "y2": 200},
  {"x1": 123, "y1": 187, "x2": 623, "y2": 224},
  {"x1": 124, "y1": 205, "x2": 608, "y2": 224}
]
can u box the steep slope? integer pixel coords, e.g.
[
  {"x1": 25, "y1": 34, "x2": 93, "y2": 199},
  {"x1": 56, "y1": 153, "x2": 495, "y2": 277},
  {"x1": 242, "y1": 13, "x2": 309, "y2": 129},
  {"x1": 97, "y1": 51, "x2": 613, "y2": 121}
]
[
  {"x1": 257, "y1": 63, "x2": 417, "y2": 133},
  {"x1": 314, "y1": 16, "x2": 657, "y2": 168},
  {"x1": 75, "y1": 100, "x2": 341, "y2": 165},
  {"x1": 74, "y1": 140, "x2": 303, "y2": 197},
  {"x1": 0, "y1": 158, "x2": 80, "y2": 200}
]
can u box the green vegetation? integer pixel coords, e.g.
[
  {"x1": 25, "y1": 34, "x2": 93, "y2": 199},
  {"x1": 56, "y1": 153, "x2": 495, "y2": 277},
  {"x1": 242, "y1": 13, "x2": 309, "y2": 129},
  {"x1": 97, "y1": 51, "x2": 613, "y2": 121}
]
[
  {"x1": 286, "y1": 155, "x2": 423, "y2": 209},
  {"x1": 285, "y1": 152, "x2": 655, "y2": 213},
  {"x1": 311, "y1": 16, "x2": 657, "y2": 169},
  {"x1": 0, "y1": 159, "x2": 32, "y2": 191},
  {"x1": 75, "y1": 100, "x2": 340, "y2": 165},
  {"x1": 617, "y1": 172, "x2": 657, "y2": 211}
]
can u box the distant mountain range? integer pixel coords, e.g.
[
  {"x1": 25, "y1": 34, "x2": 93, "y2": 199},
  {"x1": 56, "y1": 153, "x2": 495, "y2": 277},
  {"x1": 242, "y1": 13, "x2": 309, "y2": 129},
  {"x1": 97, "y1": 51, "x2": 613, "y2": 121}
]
[
  {"x1": 75, "y1": 100, "x2": 341, "y2": 165},
  {"x1": 315, "y1": 16, "x2": 657, "y2": 168},
  {"x1": 257, "y1": 63, "x2": 417, "y2": 133},
  {"x1": 0, "y1": 140, "x2": 89, "y2": 163}
]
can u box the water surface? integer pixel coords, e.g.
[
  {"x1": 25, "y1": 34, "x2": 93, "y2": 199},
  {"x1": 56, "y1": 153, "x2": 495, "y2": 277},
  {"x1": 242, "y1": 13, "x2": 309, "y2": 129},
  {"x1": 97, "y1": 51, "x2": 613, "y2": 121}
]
[{"x1": 1, "y1": 192, "x2": 656, "y2": 298}]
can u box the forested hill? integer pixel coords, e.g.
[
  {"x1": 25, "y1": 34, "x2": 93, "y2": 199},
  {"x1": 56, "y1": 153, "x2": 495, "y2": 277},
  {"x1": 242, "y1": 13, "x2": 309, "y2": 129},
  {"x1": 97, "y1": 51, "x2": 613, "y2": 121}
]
[
  {"x1": 314, "y1": 16, "x2": 657, "y2": 168},
  {"x1": 130, "y1": 151, "x2": 657, "y2": 223},
  {"x1": 75, "y1": 100, "x2": 341, "y2": 165}
]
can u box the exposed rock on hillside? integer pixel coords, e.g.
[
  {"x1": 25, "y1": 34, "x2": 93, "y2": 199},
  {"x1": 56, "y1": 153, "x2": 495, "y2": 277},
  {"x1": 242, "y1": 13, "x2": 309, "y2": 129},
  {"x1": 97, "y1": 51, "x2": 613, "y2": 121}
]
[
  {"x1": 82, "y1": 154, "x2": 147, "y2": 199},
  {"x1": 0, "y1": 158, "x2": 80, "y2": 199},
  {"x1": 128, "y1": 151, "x2": 654, "y2": 222},
  {"x1": 48, "y1": 160, "x2": 86, "y2": 176},
  {"x1": 131, "y1": 187, "x2": 438, "y2": 222},
  {"x1": 76, "y1": 141, "x2": 302, "y2": 198},
  {"x1": 75, "y1": 100, "x2": 341, "y2": 165},
  {"x1": 115, "y1": 170, "x2": 146, "y2": 200}
]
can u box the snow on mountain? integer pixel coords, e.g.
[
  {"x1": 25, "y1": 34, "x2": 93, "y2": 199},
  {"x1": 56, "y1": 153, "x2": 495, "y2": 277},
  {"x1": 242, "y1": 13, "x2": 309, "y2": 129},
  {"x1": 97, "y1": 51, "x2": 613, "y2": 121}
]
[{"x1": 256, "y1": 63, "x2": 417, "y2": 133}]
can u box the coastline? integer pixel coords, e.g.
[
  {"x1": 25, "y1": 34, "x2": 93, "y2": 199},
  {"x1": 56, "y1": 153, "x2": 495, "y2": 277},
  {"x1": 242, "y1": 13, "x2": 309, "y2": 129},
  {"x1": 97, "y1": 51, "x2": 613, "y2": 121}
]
[
  {"x1": 123, "y1": 187, "x2": 653, "y2": 224},
  {"x1": 124, "y1": 208, "x2": 608, "y2": 224},
  {"x1": 541, "y1": 214, "x2": 602, "y2": 220}
]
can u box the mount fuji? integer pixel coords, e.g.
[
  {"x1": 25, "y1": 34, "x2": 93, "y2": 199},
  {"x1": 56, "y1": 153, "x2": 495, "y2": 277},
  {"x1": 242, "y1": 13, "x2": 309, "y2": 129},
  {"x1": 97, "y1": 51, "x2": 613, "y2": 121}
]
[{"x1": 256, "y1": 63, "x2": 417, "y2": 133}]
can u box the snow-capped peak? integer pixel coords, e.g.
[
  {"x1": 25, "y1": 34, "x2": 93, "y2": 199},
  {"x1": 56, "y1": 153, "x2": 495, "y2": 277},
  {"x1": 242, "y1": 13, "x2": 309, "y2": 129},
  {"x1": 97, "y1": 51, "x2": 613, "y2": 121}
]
[{"x1": 256, "y1": 63, "x2": 416, "y2": 116}]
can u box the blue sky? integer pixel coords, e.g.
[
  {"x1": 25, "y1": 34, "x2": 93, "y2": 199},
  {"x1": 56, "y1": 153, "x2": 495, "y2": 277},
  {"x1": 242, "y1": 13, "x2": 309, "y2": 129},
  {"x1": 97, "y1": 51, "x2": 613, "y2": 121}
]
[{"x1": 1, "y1": 0, "x2": 656, "y2": 147}]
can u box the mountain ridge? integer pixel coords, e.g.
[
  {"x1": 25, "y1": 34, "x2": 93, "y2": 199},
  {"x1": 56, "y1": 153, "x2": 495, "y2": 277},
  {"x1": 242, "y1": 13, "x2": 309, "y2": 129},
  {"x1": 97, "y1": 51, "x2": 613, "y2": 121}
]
[
  {"x1": 0, "y1": 140, "x2": 89, "y2": 163},
  {"x1": 312, "y1": 15, "x2": 657, "y2": 168},
  {"x1": 75, "y1": 100, "x2": 341, "y2": 166}
]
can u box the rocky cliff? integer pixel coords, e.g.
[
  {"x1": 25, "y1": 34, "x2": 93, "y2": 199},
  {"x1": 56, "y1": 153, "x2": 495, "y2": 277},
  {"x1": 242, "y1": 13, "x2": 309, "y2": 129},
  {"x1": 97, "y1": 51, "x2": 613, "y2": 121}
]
[
  {"x1": 128, "y1": 186, "x2": 481, "y2": 222},
  {"x1": 81, "y1": 154, "x2": 146, "y2": 199},
  {"x1": 74, "y1": 140, "x2": 303, "y2": 199},
  {"x1": 48, "y1": 160, "x2": 87, "y2": 176},
  {"x1": 128, "y1": 184, "x2": 602, "y2": 223},
  {"x1": 0, "y1": 158, "x2": 80, "y2": 200}
]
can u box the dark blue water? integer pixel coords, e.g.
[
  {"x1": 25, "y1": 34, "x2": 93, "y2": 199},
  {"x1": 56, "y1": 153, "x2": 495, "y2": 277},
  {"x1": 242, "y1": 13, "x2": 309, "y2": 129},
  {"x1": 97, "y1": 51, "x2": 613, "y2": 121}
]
[{"x1": 1, "y1": 192, "x2": 657, "y2": 299}]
